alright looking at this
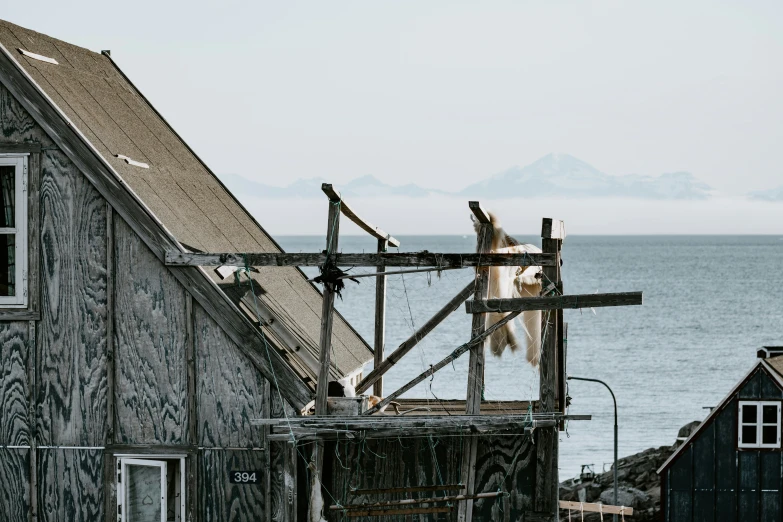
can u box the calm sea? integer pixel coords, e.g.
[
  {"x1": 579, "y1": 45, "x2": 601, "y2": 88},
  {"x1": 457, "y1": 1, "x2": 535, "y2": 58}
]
[{"x1": 276, "y1": 235, "x2": 783, "y2": 479}]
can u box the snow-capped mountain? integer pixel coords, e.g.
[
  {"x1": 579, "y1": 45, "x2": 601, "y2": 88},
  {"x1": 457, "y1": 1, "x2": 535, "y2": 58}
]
[{"x1": 220, "y1": 153, "x2": 712, "y2": 200}]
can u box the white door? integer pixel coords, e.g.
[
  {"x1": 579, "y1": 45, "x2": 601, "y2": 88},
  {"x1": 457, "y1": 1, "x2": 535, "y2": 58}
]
[{"x1": 120, "y1": 459, "x2": 167, "y2": 522}]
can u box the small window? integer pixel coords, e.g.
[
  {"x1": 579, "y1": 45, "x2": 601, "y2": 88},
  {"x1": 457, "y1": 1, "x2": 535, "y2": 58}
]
[
  {"x1": 0, "y1": 155, "x2": 27, "y2": 307},
  {"x1": 738, "y1": 401, "x2": 781, "y2": 449},
  {"x1": 118, "y1": 456, "x2": 185, "y2": 522}
]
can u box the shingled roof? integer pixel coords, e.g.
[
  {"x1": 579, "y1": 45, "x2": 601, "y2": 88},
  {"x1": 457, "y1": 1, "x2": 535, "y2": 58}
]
[{"x1": 0, "y1": 19, "x2": 372, "y2": 407}]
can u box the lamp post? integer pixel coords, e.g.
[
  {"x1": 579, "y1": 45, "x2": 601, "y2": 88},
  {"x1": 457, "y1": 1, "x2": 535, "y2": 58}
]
[{"x1": 568, "y1": 375, "x2": 618, "y2": 522}]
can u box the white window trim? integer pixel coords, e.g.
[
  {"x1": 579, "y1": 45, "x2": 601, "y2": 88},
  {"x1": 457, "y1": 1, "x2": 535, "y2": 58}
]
[
  {"x1": 738, "y1": 400, "x2": 782, "y2": 449},
  {"x1": 0, "y1": 154, "x2": 28, "y2": 308},
  {"x1": 117, "y1": 454, "x2": 186, "y2": 522}
]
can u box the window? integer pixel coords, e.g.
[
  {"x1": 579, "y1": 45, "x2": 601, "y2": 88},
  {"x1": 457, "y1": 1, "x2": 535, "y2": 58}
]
[
  {"x1": 117, "y1": 456, "x2": 185, "y2": 522},
  {"x1": 0, "y1": 155, "x2": 27, "y2": 307},
  {"x1": 738, "y1": 401, "x2": 781, "y2": 449}
]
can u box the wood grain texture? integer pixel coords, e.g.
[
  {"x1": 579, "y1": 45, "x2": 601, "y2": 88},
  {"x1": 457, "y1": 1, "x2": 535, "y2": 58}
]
[
  {"x1": 199, "y1": 449, "x2": 266, "y2": 522},
  {"x1": 0, "y1": 321, "x2": 29, "y2": 446},
  {"x1": 27, "y1": 151, "x2": 41, "y2": 319},
  {"x1": 0, "y1": 448, "x2": 30, "y2": 521},
  {"x1": 0, "y1": 82, "x2": 55, "y2": 148},
  {"x1": 36, "y1": 149, "x2": 108, "y2": 446},
  {"x1": 194, "y1": 301, "x2": 268, "y2": 448},
  {"x1": 329, "y1": 436, "x2": 463, "y2": 522},
  {"x1": 114, "y1": 216, "x2": 187, "y2": 444},
  {"x1": 37, "y1": 448, "x2": 103, "y2": 522},
  {"x1": 321, "y1": 184, "x2": 400, "y2": 247}
]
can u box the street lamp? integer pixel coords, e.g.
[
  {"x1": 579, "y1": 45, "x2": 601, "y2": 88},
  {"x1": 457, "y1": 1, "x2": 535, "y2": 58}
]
[{"x1": 567, "y1": 375, "x2": 619, "y2": 522}]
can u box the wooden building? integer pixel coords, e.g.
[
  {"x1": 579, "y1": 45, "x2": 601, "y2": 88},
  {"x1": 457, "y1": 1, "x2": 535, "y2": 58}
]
[
  {"x1": 658, "y1": 347, "x2": 783, "y2": 521},
  {"x1": 0, "y1": 19, "x2": 643, "y2": 522}
]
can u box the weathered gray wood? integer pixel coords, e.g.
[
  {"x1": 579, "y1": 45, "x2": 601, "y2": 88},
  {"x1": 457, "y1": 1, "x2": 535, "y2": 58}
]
[
  {"x1": 114, "y1": 216, "x2": 186, "y2": 444},
  {"x1": 373, "y1": 238, "x2": 387, "y2": 397},
  {"x1": 185, "y1": 294, "x2": 197, "y2": 522},
  {"x1": 534, "y1": 231, "x2": 562, "y2": 515},
  {"x1": 199, "y1": 449, "x2": 266, "y2": 522},
  {"x1": 474, "y1": 435, "x2": 535, "y2": 521},
  {"x1": 315, "y1": 200, "x2": 341, "y2": 417},
  {"x1": 322, "y1": 184, "x2": 400, "y2": 247},
  {"x1": 332, "y1": 491, "x2": 502, "y2": 510},
  {"x1": 37, "y1": 448, "x2": 103, "y2": 522},
  {"x1": 364, "y1": 311, "x2": 521, "y2": 416},
  {"x1": 0, "y1": 321, "x2": 29, "y2": 446},
  {"x1": 165, "y1": 251, "x2": 555, "y2": 268},
  {"x1": 28, "y1": 320, "x2": 38, "y2": 522},
  {"x1": 0, "y1": 142, "x2": 42, "y2": 152},
  {"x1": 194, "y1": 302, "x2": 267, "y2": 448},
  {"x1": 350, "y1": 484, "x2": 464, "y2": 495},
  {"x1": 541, "y1": 218, "x2": 566, "y2": 240},
  {"x1": 0, "y1": 44, "x2": 312, "y2": 410},
  {"x1": 36, "y1": 150, "x2": 108, "y2": 446},
  {"x1": 0, "y1": 448, "x2": 30, "y2": 521},
  {"x1": 26, "y1": 150, "x2": 41, "y2": 319},
  {"x1": 103, "y1": 207, "x2": 115, "y2": 522},
  {"x1": 344, "y1": 506, "x2": 453, "y2": 517},
  {"x1": 356, "y1": 280, "x2": 475, "y2": 395},
  {"x1": 269, "y1": 392, "x2": 297, "y2": 522},
  {"x1": 460, "y1": 211, "x2": 493, "y2": 522},
  {"x1": 465, "y1": 292, "x2": 643, "y2": 313}
]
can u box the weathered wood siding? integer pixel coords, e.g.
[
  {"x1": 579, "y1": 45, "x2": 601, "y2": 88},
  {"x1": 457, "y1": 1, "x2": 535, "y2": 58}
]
[
  {"x1": 37, "y1": 448, "x2": 104, "y2": 522},
  {"x1": 114, "y1": 216, "x2": 188, "y2": 444},
  {"x1": 0, "y1": 321, "x2": 29, "y2": 446},
  {"x1": 0, "y1": 448, "x2": 30, "y2": 520},
  {"x1": 199, "y1": 449, "x2": 267, "y2": 521},
  {"x1": 665, "y1": 366, "x2": 783, "y2": 522},
  {"x1": 37, "y1": 148, "x2": 108, "y2": 446}
]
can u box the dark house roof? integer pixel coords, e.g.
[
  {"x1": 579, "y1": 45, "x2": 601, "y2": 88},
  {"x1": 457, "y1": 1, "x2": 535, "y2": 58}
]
[
  {"x1": 657, "y1": 356, "x2": 783, "y2": 474},
  {"x1": 0, "y1": 19, "x2": 372, "y2": 407}
]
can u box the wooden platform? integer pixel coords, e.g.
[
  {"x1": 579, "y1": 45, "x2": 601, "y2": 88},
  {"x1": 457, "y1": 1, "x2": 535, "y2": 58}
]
[{"x1": 380, "y1": 399, "x2": 545, "y2": 416}]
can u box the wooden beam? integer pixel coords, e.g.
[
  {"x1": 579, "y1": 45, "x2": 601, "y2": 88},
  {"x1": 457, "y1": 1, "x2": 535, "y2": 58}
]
[
  {"x1": 363, "y1": 310, "x2": 521, "y2": 416},
  {"x1": 345, "y1": 506, "x2": 453, "y2": 517},
  {"x1": 535, "y1": 224, "x2": 562, "y2": 515},
  {"x1": 542, "y1": 218, "x2": 566, "y2": 240},
  {"x1": 322, "y1": 184, "x2": 400, "y2": 247},
  {"x1": 356, "y1": 280, "x2": 475, "y2": 394},
  {"x1": 373, "y1": 238, "x2": 387, "y2": 396},
  {"x1": 315, "y1": 202, "x2": 341, "y2": 415},
  {"x1": 0, "y1": 141, "x2": 42, "y2": 153},
  {"x1": 103, "y1": 205, "x2": 116, "y2": 522},
  {"x1": 465, "y1": 292, "x2": 643, "y2": 313},
  {"x1": 559, "y1": 501, "x2": 634, "y2": 516},
  {"x1": 460, "y1": 215, "x2": 493, "y2": 522},
  {"x1": 165, "y1": 251, "x2": 556, "y2": 268},
  {"x1": 331, "y1": 491, "x2": 503, "y2": 510},
  {"x1": 27, "y1": 320, "x2": 38, "y2": 522},
  {"x1": 0, "y1": 43, "x2": 313, "y2": 411},
  {"x1": 253, "y1": 414, "x2": 585, "y2": 428},
  {"x1": 267, "y1": 422, "x2": 541, "y2": 441},
  {"x1": 349, "y1": 485, "x2": 464, "y2": 495}
]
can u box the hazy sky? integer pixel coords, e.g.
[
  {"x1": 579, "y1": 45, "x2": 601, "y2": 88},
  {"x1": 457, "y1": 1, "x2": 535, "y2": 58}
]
[{"x1": 4, "y1": 2, "x2": 783, "y2": 234}]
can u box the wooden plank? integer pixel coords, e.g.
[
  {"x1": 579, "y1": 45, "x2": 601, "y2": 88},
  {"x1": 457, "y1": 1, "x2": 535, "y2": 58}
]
[
  {"x1": 198, "y1": 449, "x2": 266, "y2": 522},
  {"x1": 474, "y1": 434, "x2": 535, "y2": 520},
  {"x1": 0, "y1": 321, "x2": 30, "y2": 446},
  {"x1": 356, "y1": 280, "x2": 474, "y2": 394},
  {"x1": 541, "y1": 218, "x2": 566, "y2": 240},
  {"x1": 349, "y1": 484, "x2": 464, "y2": 495},
  {"x1": 534, "y1": 229, "x2": 562, "y2": 515},
  {"x1": 194, "y1": 302, "x2": 267, "y2": 448},
  {"x1": 37, "y1": 448, "x2": 104, "y2": 522},
  {"x1": 315, "y1": 200, "x2": 341, "y2": 417},
  {"x1": 460, "y1": 213, "x2": 493, "y2": 522},
  {"x1": 113, "y1": 216, "x2": 187, "y2": 444},
  {"x1": 378, "y1": 398, "x2": 535, "y2": 416},
  {"x1": 262, "y1": 415, "x2": 555, "y2": 429},
  {"x1": 0, "y1": 448, "x2": 30, "y2": 521},
  {"x1": 372, "y1": 238, "x2": 387, "y2": 397},
  {"x1": 332, "y1": 491, "x2": 502, "y2": 510},
  {"x1": 103, "y1": 205, "x2": 115, "y2": 522},
  {"x1": 0, "y1": 44, "x2": 312, "y2": 411},
  {"x1": 466, "y1": 291, "x2": 643, "y2": 313},
  {"x1": 36, "y1": 151, "x2": 108, "y2": 446},
  {"x1": 184, "y1": 294, "x2": 197, "y2": 522},
  {"x1": 26, "y1": 151, "x2": 41, "y2": 319},
  {"x1": 0, "y1": 142, "x2": 42, "y2": 153},
  {"x1": 321, "y1": 184, "x2": 400, "y2": 247},
  {"x1": 165, "y1": 251, "x2": 556, "y2": 268},
  {"x1": 28, "y1": 320, "x2": 38, "y2": 522},
  {"x1": 363, "y1": 311, "x2": 521, "y2": 416},
  {"x1": 345, "y1": 506, "x2": 453, "y2": 517},
  {"x1": 558, "y1": 501, "x2": 634, "y2": 515}
]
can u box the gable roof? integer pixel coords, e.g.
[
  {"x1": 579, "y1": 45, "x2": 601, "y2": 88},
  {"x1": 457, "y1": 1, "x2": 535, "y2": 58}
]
[
  {"x1": 657, "y1": 359, "x2": 783, "y2": 474},
  {"x1": 0, "y1": 19, "x2": 372, "y2": 407}
]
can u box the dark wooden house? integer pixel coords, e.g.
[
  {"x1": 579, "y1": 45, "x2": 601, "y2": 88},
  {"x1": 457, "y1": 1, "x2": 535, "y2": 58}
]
[
  {"x1": 0, "y1": 19, "x2": 644, "y2": 522},
  {"x1": 658, "y1": 347, "x2": 783, "y2": 522}
]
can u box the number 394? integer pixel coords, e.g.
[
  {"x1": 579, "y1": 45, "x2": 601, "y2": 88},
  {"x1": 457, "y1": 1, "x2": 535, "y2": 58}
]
[{"x1": 233, "y1": 472, "x2": 257, "y2": 483}]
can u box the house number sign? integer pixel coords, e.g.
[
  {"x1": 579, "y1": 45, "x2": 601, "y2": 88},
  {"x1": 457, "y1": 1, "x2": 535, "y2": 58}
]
[{"x1": 229, "y1": 471, "x2": 261, "y2": 484}]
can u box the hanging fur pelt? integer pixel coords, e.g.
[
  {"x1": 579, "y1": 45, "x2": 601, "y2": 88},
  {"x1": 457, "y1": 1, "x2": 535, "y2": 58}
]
[{"x1": 472, "y1": 211, "x2": 543, "y2": 365}]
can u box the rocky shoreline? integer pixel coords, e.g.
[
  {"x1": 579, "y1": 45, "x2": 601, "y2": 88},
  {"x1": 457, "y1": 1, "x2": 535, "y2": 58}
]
[{"x1": 559, "y1": 421, "x2": 700, "y2": 521}]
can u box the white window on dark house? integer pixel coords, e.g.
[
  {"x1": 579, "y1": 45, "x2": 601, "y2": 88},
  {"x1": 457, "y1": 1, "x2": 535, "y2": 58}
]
[
  {"x1": 117, "y1": 456, "x2": 185, "y2": 522},
  {"x1": 738, "y1": 401, "x2": 781, "y2": 449},
  {"x1": 0, "y1": 155, "x2": 27, "y2": 307}
]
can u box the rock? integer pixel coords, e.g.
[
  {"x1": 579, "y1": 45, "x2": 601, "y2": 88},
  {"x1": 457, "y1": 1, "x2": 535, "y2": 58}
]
[{"x1": 599, "y1": 486, "x2": 650, "y2": 509}]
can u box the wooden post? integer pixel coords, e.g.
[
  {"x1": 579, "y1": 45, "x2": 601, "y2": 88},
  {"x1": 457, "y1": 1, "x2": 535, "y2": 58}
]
[
  {"x1": 535, "y1": 218, "x2": 564, "y2": 516},
  {"x1": 28, "y1": 320, "x2": 37, "y2": 522},
  {"x1": 373, "y1": 238, "x2": 388, "y2": 397},
  {"x1": 458, "y1": 202, "x2": 492, "y2": 522},
  {"x1": 184, "y1": 294, "x2": 198, "y2": 522}
]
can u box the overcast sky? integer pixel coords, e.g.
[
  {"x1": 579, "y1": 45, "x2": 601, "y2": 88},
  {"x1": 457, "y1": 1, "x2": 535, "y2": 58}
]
[{"x1": 5, "y1": 2, "x2": 783, "y2": 233}]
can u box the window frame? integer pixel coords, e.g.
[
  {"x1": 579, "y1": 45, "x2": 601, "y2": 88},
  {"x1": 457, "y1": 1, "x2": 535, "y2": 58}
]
[
  {"x1": 0, "y1": 154, "x2": 28, "y2": 307},
  {"x1": 738, "y1": 400, "x2": 782, "y2": 449},
  {"x1": 116, "y1": 454, "x2": 186, "y2": 522}
]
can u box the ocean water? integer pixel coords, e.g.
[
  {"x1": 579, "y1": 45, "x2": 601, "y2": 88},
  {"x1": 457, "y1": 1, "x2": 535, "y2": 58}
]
[{"x1": 276, "y1": 235, "x2": 783, "y2": 479}]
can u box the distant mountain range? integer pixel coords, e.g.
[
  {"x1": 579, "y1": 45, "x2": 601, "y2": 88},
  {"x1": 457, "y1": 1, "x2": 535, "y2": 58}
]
[
  {"x1": 220, "y1": 153, "x2": 716, "y2": 200},
  {"x1": 748, "y1": 186, "x2": 783, "y2": 202}
]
